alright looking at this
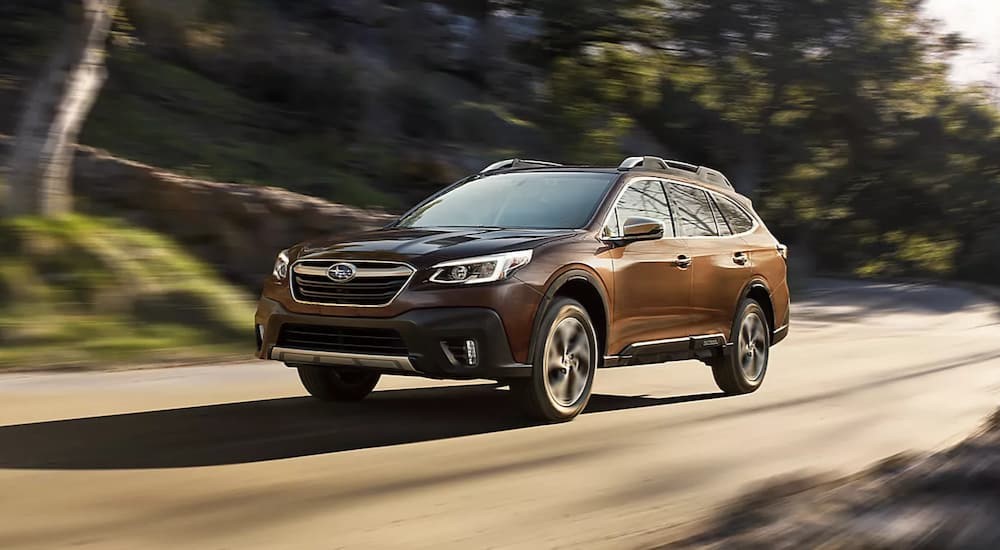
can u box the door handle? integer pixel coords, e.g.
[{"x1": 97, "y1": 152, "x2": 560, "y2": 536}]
[
  {"x1": 732, "y1": 252, "x2": 748, "y2": 265},
  {"x1": 673, "y1": 255, "x2": 692, "y2": 269}
]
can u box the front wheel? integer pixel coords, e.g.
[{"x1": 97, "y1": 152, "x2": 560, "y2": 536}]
[
  {"x1": 510, "y1": 297, "x2": 598, "y2": 422},
  {"x1": 711, "y1": 299, "x2": 770, "y2": 395},
  {"x1": 295, "y1": 365, "x2": 380, "y2": 401}
]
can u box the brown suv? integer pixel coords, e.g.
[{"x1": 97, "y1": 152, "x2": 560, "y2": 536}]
[{"x1": 255, "y1": 156, "x2": 790, "y2": 421}]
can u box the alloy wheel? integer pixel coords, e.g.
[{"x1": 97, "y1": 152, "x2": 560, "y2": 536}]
[
  {"x1": 738, "y1": 311, "x2": 768, "y2": 381},
  {"x1": 543, "y1": 317, "x2": 593, "y2": 407}
]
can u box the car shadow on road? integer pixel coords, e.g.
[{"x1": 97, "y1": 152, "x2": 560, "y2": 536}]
[{"x1": 0, "y1": 385, "x2": 726, "y2": 470}]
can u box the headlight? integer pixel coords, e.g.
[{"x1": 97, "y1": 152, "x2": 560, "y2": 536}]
[
  {"x1": 430, "y1": 250, "x2": 533, "y2": 285},
  {"x1": 272, "y1": 249, "x2": 290, "y2": 280}
]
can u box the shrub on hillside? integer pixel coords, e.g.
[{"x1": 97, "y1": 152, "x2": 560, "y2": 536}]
[
  {"x1": 385, "y1": 79, "x2": 452, "y2": 140},
  {"x1": 0, "y1": 216, "x2": 255, "y2": 368}
]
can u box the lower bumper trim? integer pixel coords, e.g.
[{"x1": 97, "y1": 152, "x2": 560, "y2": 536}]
[
  {"x1": 270, "y1": 346, "x2": 417, "y2": 372},
  {"x1": 256, "y1": 300, "x2": 533, "y2": 379}
]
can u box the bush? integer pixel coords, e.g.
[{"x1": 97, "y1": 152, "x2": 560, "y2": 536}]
[
  {"x1": 385, "y1": 79, "x2": 452, "y2": 140},
  {"x1": 451, "y1": 101, "x2": 542, "y2": 148},
  {"x1": 958, "y1": 230, "x2": 1000, "y2": 284}
]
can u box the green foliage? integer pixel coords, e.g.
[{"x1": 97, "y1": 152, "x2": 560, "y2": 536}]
[
  {"x1": 451, "y1": 101, "x2": 540, "y2": 147},
  {"x1": 522, "y1": 0, "x2": 1000, "y2": 282},
  {"x1": 80, "y1": 49, "x2": 398, "y2": 208},
  {"x1": 0, "y1": 1, "x2": 65, "y2": 129},
  {"x1": 385, "y1": 79, "x2": 453, "y2": 140},
  {"x1": 6, "y1": 0, "x2": 998, "y2": 286},
  {"x1": 855, "y1": 232, "x2": 961, "y2": 279},
  {"x1": 506, "y1": 0, "x2": 666, "y2": 64},
  {"x1": 0, "y1": 215, "x2": 255, "y2": 369},
  {"x1": 543, "y1": 44, "x2": 661, "y2": 163}
]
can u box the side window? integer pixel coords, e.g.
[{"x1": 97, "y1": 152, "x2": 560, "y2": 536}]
[
  {"x1": 715, "y1": 196, "x2": 755, "y2": 234},
  {"x1": 616, "y1": 180, "x2": 675, "y2": 237},
  {"x1": 667, "y1": 183, "x2": 718, "y2": 237},
  {"x1": 709, "y1": 196, "x2": 733, "y2": 236}
]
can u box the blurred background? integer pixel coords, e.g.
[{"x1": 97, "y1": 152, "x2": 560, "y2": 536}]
[{"x1": 0, "y1": 0, "x2": 998, "y2": 369}]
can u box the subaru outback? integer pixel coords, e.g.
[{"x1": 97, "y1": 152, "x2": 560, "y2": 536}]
[{"x1": 255, "y1": 156, "x2": 790, "y2": 422}]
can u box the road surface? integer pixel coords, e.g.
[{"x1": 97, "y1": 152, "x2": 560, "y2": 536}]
[{"x1": 1, "y1": 279, "x2": 999, "y2": 549}]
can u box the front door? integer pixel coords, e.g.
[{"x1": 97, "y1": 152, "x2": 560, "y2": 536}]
[{"x1": 605, "y1": 179, "x2": 693, "y2": 354}]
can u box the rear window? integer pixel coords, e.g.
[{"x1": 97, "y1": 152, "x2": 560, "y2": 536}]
[
  {"x1": 715, "y1": 196, "x2": 755, "y2": 234},
  {"x1": 667, "y1": 183, "x2": 719, "y2": 237}
]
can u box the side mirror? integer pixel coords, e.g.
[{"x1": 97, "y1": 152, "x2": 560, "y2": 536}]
[{"x1": 621, "y1": 216, "x2": 665, "y2": 242}]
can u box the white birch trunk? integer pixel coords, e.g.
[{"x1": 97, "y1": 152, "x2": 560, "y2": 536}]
[{"x1": 3, "y1": 0, "x2": 118, "y2": 217}]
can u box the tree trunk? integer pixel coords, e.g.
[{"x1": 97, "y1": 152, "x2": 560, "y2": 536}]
[
  {"x1": 734, "y1": 140, "x2": 762, "y2": 198},
  {"x1": 735, "y1": 77, "x2": 787, "y2": 199},
  {"x1": 3, "y1": 0, "x2": 118, "y2": 218}
]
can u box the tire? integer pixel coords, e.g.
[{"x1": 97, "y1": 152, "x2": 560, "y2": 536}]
[
  {"x1": 711, "y1": 299, "x2": 770, "y2": 395},
  {"x1": 510, "y1": 297, "x2": 598, "y2": 422},
  {"x1": 295, "y1": 365, "x2": 381, "y2": 402}
]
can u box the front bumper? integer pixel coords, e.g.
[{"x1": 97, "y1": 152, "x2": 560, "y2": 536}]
[{"x1": 255, "y1": 297, "x2": 531, "y2": 380}]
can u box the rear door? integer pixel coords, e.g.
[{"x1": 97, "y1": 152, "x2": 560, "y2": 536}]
[
  {"x1": 666, "y1": 182, "x2": 751, "y2": 339},
  {"x1": 716, "y1": 195, "x2": 790, "y2": 332},
  {"x1": 604, "y1": 179, "x2": 692, "y2": 354}
]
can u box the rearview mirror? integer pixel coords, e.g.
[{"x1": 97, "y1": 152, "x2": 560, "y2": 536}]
[{"x1": 621, "y1": 216, "x2": 665, "y2": 242}]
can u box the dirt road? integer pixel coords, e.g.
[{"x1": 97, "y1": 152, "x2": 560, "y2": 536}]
[{"x1": 2, "y1": 279, "x2": 998, "y2": 549}]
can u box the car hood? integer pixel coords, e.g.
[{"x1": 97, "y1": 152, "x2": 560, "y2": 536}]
[{"x1": 294, "y1": 227, "x2": 579, "y2": 268}]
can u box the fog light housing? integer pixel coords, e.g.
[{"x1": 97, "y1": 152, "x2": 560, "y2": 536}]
[{"x1": 441, "y1": 338, "x2": 479, "y2": 368}]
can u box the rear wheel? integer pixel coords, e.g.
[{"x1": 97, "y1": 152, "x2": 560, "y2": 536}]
[
  {"x1": 711, "y1": 299, "x2": 770, "y2": 395},
  {"x1": 295, "y1": 365, "x2": 380, "y2": 401},
  {"x1": 510, "y1": 298, "x2": 597, "y2": 422}
]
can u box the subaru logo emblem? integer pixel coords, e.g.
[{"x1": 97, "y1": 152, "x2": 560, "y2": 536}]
[{"x1": 327, "y1": 262, "x2": 357, "y2": 283}]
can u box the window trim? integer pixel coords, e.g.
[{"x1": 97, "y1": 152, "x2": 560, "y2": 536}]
[
  {"x1": 708, "y1": 195, "x2": 733, "y2": 236},
  {"x1": 602, "y1": 208, "x2": 621, "y2": 239},
  {"x1": 599, "y1": 177, "x2": 677, "y2": 241},
  {"x1": 599, "y1": 177, "x2": 758, "y2": 242},
  {"x1": 657, "y1": 180, "x2": 680, "y2": 238}
]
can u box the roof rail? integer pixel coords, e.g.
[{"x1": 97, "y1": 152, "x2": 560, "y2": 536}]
[
  {"x1": 618, "y1": 156, "x2": 733, "y2": 190},
  {"x1": 480, "y1": 158, "x2": 563, "y2": 174}
]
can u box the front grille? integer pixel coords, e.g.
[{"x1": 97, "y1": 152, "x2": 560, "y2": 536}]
[
  {"x1": 277, "y1": 324, "x2": 408, "y2": 356},
  {"x1": 291, "y1": 260, "x2": 413, "y2": 306}
]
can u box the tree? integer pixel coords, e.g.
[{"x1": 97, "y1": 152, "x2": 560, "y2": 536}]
[
  {"x1": 3, "y1": 0, "x2": 118, "y2": 218},
  {"x1": 505, "y1": 0, "x2": 666, "y2": 65}
]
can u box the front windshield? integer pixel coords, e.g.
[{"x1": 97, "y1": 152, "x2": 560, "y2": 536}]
[{"x1": 396, "y1": 172, "x2": 617, "y2": 229}]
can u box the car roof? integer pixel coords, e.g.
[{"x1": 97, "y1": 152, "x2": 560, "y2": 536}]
[
  {"x1": 482, "y1": 166, "x2": 620, "y2": 174},
  {"x1": 482, "y1": 166, "x2": 752, "y2": 205},
  {"x1": 621, "y1": 169, "x2": 749, "y2": 201}
]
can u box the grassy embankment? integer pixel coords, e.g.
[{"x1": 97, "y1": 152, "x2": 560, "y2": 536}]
[{"x1": 0, "y1": 214, "x2": 255, "y2": 369}]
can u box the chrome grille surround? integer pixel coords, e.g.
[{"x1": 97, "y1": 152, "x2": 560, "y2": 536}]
[{"x1": 290, "y1": 259, "x2": 415, "y2": 307}]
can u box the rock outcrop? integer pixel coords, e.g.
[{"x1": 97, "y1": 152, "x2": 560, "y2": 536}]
[
  {"x1": 74, "y1": 145, "x2": 395, "y2": 286},
  {"x1": 2, "y1": 137, "x2": 394, "y2": 287}
]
